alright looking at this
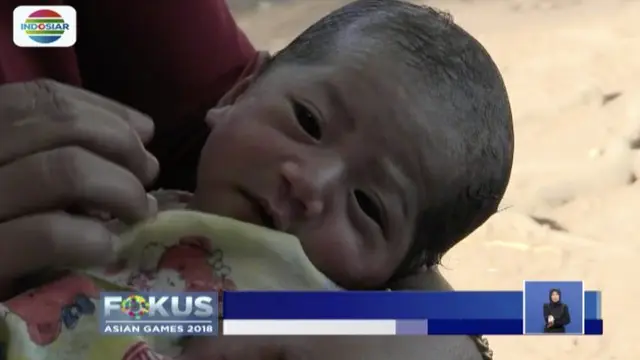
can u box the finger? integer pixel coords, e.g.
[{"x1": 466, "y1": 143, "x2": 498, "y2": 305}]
[
  {"x1": 0, "y1": 212, "x2": 119, "y2": 280},
  {"x1": 0, "y1": 79, "x2": 154, "y2": 143},
  {"x1": 0, "y1": 147, "x2": 151, "y2": 224},
  {"x1": 0, "y1": 100, "x2": 158, "y2": 185}
]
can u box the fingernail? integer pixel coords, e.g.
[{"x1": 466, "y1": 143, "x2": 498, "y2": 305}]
[{"x1": 147, "y1": 194, "x2": 158, "y2": 217}]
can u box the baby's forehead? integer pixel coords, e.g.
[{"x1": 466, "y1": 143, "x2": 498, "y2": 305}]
[
  {"x1": 329, "y1": 58, "x2": 429, "y2": 147},
  {"x1": 324, "y1": 62, "x2": 430, "y2": 158},
  {"x1": 325, "y1": 71, "x2": 431, "y2": 209},
  {"x1": 264, "y1": 55, "x2": 443, "y2": 201},
  {"x1": 309, "y1": 55, "x2": 424, "y2": 126}
]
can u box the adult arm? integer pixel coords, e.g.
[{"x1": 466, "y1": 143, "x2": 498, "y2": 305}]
[
  {"x1": 543, "y1": 303, "x2": 551, "y2": 322},
  {"x1": 555, "y1": 305, "x2": 571, "y2": 326}
]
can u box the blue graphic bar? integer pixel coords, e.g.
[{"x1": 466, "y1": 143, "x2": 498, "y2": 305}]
[
  {"x1": 395, "y1": 320, "x2": 428, "y2": 335},
  {"x1": 224, "y1": 291, "x2": 601, "y2": 323},
  {"x1": 584, "y1": 320, "x2": 603, "y2": 335},
  {"x1": 427, "y1": 319, "x2": 523, "y2": 335},
  {"x1": 584, "y1": 291, "x2": 601, "y2": 319},
  {"x1": 223, "y1": 291, "x2": 524, "y2": 319}
]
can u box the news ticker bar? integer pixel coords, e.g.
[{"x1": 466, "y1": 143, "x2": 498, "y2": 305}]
[
  {"x1": 99, "y1": 289, "x2": 602, "y2": 336},
  {"x1": 222, "y1": 319, "x2": 604, "y2": 335},
  {"x1": 222, "y1": 290, "x2": 601, "y2": 320}
]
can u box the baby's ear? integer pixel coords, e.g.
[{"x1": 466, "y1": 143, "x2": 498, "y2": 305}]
[
  {"x1": 217, "y1": 51, "x2": 271, "y2": 107},
  {"x1": 206, "y1": 52, "x2": 271, "y2": 129}
]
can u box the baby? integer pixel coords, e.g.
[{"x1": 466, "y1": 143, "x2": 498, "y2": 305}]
[
  {"x1": 0, "y1": 0, "x2": 512, "y2": 359},
  {"x1": 192, "y1": 0, "x2": 513, "y2": 290}
]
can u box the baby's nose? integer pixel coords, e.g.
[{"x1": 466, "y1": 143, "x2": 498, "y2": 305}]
[{"x1": 280, "y1": 157, "x2": 345, "y2": 217}]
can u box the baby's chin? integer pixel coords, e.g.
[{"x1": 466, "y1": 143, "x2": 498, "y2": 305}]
[
  {"x1": 299, "y1": 243, "x2": 368, "y2": 290},
  {"x1": 188, "y1": 187, "x2": 279, "y2": 231}
]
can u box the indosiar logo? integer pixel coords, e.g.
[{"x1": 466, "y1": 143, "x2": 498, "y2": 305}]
[{"x1": 13, "y1": 6, "x2": 77, "y2": 47}]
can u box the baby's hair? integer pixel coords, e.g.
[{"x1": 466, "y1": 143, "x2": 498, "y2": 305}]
[{"x1": 266, "y1": 0, "x2": 514, "y2": 281}]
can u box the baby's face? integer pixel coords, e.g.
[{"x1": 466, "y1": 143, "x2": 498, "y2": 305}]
[{"x1": 192, "y1": 56, "x2": 429, "y2": 288}]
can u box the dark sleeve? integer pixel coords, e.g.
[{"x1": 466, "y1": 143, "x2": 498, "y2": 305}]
[
  {"x1": 68, "y1": 0, "x2": 258, "y2": 190},
  {"x1": 543, "y1": 304, "x2": 550, "y2": 321},
  {"x1": 70, "y1": 0, "x2": 256, "y2": 119},
  {"x1": 0, "y1": 281, "x2": 13, "y2": 301},
  {"x1": 555, "y1": 305, "x2": 571, "y2": 326}
]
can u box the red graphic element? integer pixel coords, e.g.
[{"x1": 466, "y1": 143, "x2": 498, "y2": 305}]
[
  {"x1": 3, "y1": 274, "x2": 99, "y2": 346},
  {"x1": 156, "y1": 236, "x2": 236, "y2": 292},
  {"x1": 29, "y1": 9, "x2": 62, "y2": 18}
]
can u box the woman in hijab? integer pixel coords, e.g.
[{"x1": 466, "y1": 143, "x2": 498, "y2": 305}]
[{"x1": 543, "y1": 288, "x2": 571, "y2": 333}]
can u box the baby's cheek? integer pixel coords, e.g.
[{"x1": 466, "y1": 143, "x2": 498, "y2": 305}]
[{"x1": 299, "y1": 223, "x2": 366, "y2": 285}]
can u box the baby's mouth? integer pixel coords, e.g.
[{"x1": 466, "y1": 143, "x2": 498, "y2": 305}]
[{"x1": 237, "y1": 188, "x2": 278, "y2": 231}]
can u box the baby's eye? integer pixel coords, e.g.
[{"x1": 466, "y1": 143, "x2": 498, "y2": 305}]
[
  {"x1": 292, "y1": 101, "x2": 322, "y2": 140},
  {"x1": 354, "y1": 190, "x2": 384, "y2": 229}
]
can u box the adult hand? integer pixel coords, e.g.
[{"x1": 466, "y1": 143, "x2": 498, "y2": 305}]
[
  {"x1": 547, "y1": 315, "x2": 554, "y2": 325},
  {"x1": 0, "y1": 79, "x2": 159, "y2": 283}
]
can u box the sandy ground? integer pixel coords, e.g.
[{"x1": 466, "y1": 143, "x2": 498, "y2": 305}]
[{"x1": 233, "y1": 0, "x2": 640, "y2": 358}]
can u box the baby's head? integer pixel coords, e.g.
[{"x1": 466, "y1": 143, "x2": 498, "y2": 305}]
[{"x1": 192, "y1": 0, "x2": 513, "y2": 289}]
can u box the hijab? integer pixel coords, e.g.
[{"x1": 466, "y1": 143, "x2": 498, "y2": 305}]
[{"x1": 548, "y1": 288, "x2": 563, "y2": 307}]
